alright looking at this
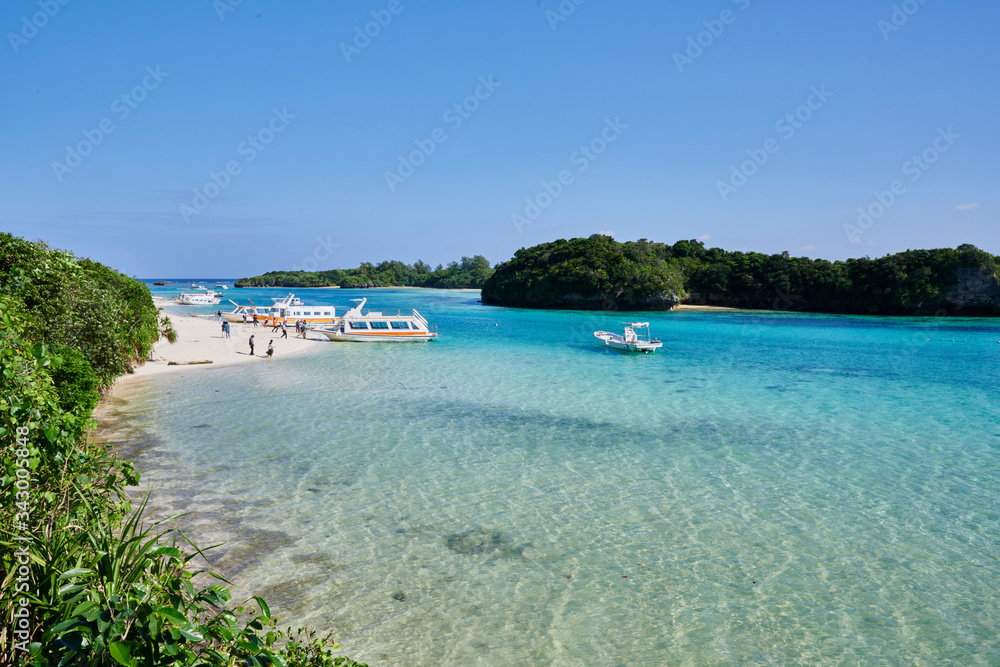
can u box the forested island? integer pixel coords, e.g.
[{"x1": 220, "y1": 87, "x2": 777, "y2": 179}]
[
  {"x1": 0, "y1": 233, "x2": 363, "y2": 665},
  {"x1": 235, "y1": 255, "x2": 492, "y2": 289},
  {"x1": 481, "y1": 235, "x2": 1000, "y2": 316}
]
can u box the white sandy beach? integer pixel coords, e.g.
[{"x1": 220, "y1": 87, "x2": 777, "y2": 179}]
[{"x1": 122, "y1": 303, "x2": 326, "y2": 383}]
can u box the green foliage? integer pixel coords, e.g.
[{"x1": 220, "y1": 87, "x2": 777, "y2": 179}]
[
  {"x1": 482, "y1": 236, "x2": 1000, "y2": 315},
  {"x1": 236, "y1": 255, "x2": 493, "y2": 289},
  {"x1": 0, "y1": 233, "x2": 162, "y2": 386},
  {"x1": 9, "y1": 493, "x2": 366, "y2": 666},
  {"x1": 49, "y1": 345, "x2": 100, "y2": 417},
  {"x1": 481, "y1": 235, "x2": 686, "y2": 309},
  {"x1": 0, "y1": 239, "x2": 364, "y2": 665}
]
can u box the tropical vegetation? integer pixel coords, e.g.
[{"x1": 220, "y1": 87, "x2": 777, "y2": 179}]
[
  {"x1": 235, "y1": 256, "x2": 492, "y2": 289},
  {"x1": 481, "y1": 235, "x2": 1000, "y2": 315},
  {"x1": 0, "y1": 233, "x2": 364, "y2": 666}
]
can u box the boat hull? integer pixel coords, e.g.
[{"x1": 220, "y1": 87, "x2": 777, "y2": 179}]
[
  {"x1": 175, "y1": 298, "x2": 221, "y2": 305},
  {"x1": 222, "y1": 313, "x2": 336, "y2": 326},
  {"x1": 594, "y1": 332, "x2": 662, "y2": 353},
  {"x1": 312, "y1": 329, "x2": 437, "y2": 342}
]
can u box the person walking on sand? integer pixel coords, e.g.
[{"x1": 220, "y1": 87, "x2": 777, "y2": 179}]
[
  {"x1": 249, "y1": 334, "x2": 255, "y2": 356},
  {"x1": 217, "y1": 309, "x2": 222, "y2": 321},
  {"x1": 224, "y1": 321, "x2": 231, "y2": 338},
  {"x1": 243, "y1": 312, "x2": 248, "y2": 325},
  {"x1": 281, "y1": 321, "x2": 288, "y2": 339},
  {"x1": 221, "y1": 320, "x2": 226, "y2": 336},
  {"x1": 253, "y1": 313, "x2": 258, "y2": 327},
  {"x1": 267, "y1": 340, "x2": 274, "y2": 359},
  {"x1": 271, "y1": 318, "x2": 281, "y2": 333}
]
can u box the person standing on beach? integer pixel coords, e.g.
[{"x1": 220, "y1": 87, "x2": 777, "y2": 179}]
[
  {"x1": 253, "y1": 313, "x2": 259, "y2": 327},
  {"x1": 249, "y1": 334, "x2": 255, "y2": 356},
  {"x1": 217, "y1": 310, "x2": 222, "y2": 321},
  {"x1": 281, "y1": 321, "x2": 288, "y2": 339},
  {"x1": 221, "y1": 320, "x2": 226, "y2": 336},
  {"x1": 224, "y1": 321, "x2": 231, "y2": 338},
  {"x1": 243, "y1": 312, "x2": 248, "y2": 325},
  {"x1": 267, "y1": 340, "x2": 274, "y2": 359}
]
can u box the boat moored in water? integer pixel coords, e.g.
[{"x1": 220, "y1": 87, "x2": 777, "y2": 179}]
[
  {"x1": 310, "y1": 298, "x2": 437, "y2": 342},
  {"x1": 174, "y1": 290, "x2": 222, "y2": 305},
  {"x1": 594, "y1": 322, "x2": 663, "y2": 353}
]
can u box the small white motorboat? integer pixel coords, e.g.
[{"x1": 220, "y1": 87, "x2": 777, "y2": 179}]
[{"x1": 594, "y1": 322, "x2": 663, "y2": 353}]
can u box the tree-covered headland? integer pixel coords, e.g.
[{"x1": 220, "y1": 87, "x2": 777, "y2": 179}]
[
  {"x1": 481, "y1": 235, "x2": 1000, "y2": 315},
  {"x1": 236, "y1": 255, "x2": 492, "y2": 289},
  {"x1": 1, "y1": 233, "x2": 363, "y2": 666}
]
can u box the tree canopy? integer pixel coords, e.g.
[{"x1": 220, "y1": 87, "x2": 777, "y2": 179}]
[
  {"x1": 482, "y1": 235, "x2": 1000, "y2": 315},
  {"x1": 235, "y1": 255, "x2": 493, "y2": 289}
]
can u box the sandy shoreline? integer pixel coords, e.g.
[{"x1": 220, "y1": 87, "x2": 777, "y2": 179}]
[{"x1": 115, "y1": 305, "x2": 327, "y2": 388}]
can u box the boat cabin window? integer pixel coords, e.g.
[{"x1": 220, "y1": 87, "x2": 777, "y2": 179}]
[
  {"x1": 390, "y1": 321, "x2": 409, "y2": 329},
  {"x1": 349, "y1": 321, "x2": 369, "y2": 330},
  {"x1": 370, "y1": 321, "x2": 389, "y2": 329}
]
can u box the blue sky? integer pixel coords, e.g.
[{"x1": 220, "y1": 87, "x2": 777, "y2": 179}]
[{"x1": 1, "y1": 0, "x2": 997, "y2": 277}]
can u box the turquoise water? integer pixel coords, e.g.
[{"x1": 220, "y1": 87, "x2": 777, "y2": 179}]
[{"x1": 121, "y1": 288, "x2": 1000, "y2": 665}]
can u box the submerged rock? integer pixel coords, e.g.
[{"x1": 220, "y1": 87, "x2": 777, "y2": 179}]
[{"x1": 445, "y1": 528, "x2": 529, "y2": 559}]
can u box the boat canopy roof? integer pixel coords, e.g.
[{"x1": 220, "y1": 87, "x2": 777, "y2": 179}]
[{"x1": 625, "y1": 322, "x2": 650, "y2": 327}]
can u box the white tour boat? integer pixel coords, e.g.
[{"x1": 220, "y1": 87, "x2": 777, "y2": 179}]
[
  {"x1": 174, "y1": 290, "x2": 221, "y2": 305},
  {"x1": 222, "y1": 294, "x2": 336, "y2": 326},
  {"x1": 310, "y1": 298, "x2": 437, "y2": 342},
  {"x1": 594, "y1": 322, "x2": 663, "y2": 353},
  {"x1": 263, "y1": 294, "x2": 336, "y2": 326}
]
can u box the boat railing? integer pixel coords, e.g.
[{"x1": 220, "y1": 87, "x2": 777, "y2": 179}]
[{"x1": 412, "y1": 309, "x2": 430, "y2": 328}]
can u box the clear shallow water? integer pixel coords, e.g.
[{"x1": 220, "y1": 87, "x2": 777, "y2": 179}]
[{"x1": 119, "y1": 289, "x2": 1000, "y2": 665}]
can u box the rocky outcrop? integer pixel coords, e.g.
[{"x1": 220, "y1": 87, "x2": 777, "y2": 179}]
[{"x1": 942, "y1": 267, "x2": 1000, "y2": 315}]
